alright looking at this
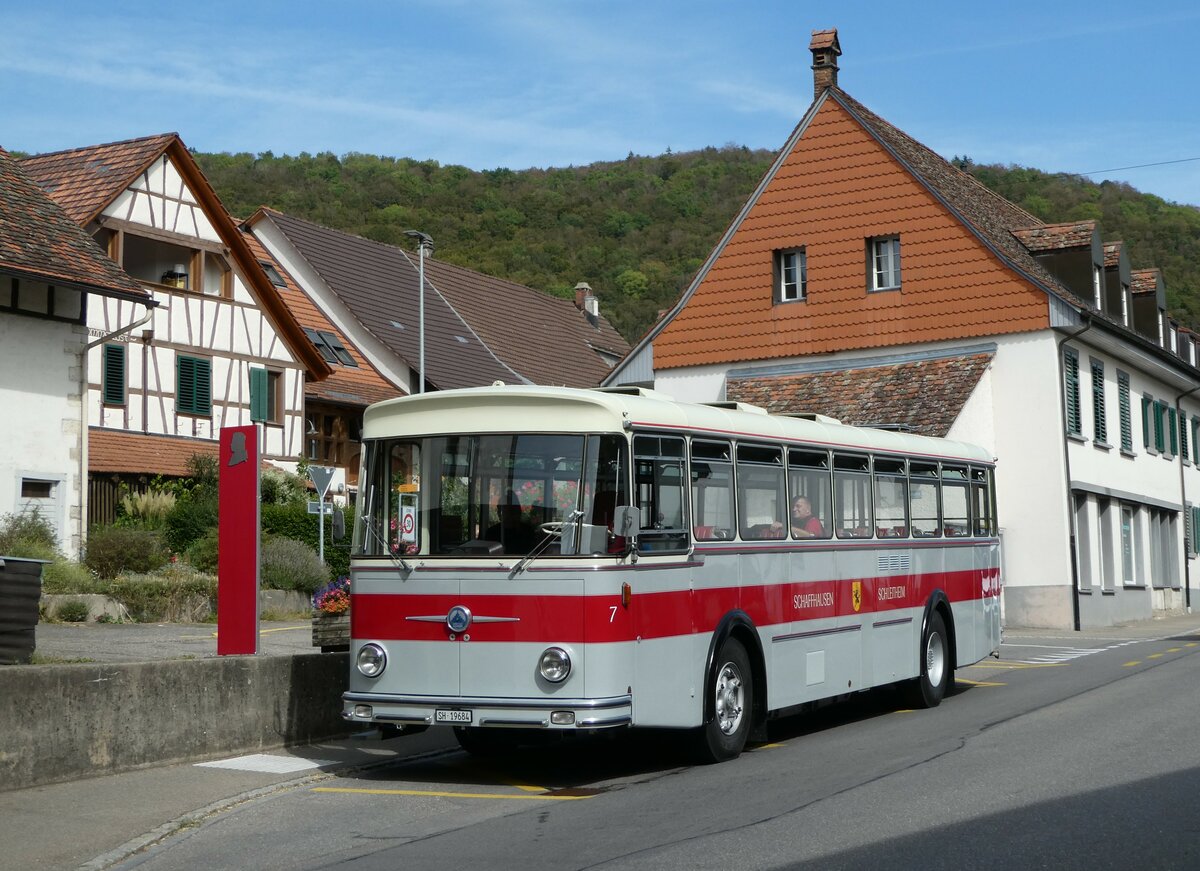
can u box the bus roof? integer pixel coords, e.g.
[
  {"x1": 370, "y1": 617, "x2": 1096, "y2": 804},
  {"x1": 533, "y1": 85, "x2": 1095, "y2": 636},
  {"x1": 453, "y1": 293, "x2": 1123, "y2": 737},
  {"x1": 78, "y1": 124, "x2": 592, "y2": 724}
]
[{"x1": 362, "y1": 385, "x2": 993, "y2": 465}]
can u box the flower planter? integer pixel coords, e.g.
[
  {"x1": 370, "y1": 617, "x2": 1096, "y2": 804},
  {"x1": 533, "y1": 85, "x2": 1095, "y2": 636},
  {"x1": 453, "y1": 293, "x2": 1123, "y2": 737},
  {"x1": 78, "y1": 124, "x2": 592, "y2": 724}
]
[{"x1": 312, "y1": 612, "x2": 350, "y2": 652}]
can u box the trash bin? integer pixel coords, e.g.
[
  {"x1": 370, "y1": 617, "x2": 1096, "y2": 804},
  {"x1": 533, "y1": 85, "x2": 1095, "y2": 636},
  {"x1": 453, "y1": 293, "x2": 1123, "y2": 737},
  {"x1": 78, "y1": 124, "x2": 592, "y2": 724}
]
[{"x1": 0, "y1": 556, "x2": 48, "y2": 664}]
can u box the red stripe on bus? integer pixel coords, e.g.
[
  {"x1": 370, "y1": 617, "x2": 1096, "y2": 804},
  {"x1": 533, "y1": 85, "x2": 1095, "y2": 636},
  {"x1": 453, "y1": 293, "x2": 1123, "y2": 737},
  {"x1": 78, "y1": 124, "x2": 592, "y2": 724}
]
[{"x1": 351, "y1": 568, "x2": 998, "y2": 644}]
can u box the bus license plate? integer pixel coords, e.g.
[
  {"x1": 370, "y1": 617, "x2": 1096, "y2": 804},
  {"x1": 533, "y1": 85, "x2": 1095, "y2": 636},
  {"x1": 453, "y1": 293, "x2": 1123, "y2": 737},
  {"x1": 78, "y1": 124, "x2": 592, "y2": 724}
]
[{"x1": 436, "y1": 709, "x2": 472, "y2": 723}]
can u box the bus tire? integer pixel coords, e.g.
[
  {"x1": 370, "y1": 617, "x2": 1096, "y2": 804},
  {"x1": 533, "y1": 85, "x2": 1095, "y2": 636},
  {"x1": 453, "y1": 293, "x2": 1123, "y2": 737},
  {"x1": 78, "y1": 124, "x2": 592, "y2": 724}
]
[
  {"x1": 453, "y1": 726, "x2": 520, "y2": 757},
  {"x1": 905, "y1": 610, "x2": 951, "y2": 709},
  {"x1": 692, "y1": 637, "x2": 753, "y2": 763}
]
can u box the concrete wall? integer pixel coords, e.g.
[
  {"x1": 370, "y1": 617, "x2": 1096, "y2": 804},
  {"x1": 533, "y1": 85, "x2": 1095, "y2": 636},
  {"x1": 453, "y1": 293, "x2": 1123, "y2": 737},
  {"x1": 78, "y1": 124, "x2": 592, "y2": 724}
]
[{"x1": 0, "y1": 653, "x2": 350, "y2": 791}]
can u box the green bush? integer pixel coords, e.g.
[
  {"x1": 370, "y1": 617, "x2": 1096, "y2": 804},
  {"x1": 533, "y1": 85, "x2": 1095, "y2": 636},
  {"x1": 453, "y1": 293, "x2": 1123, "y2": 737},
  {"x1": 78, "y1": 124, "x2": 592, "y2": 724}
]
[
  {"x1": 261, "y1": 503, "x2": 354, "y2": 580},
  {"x1": 41, "y1": 558, "x2": 102, "y2": 594},
  {"x1": 164, "y1": 497, "x2": 218, "y2": 554},
  {"x1": 56, "y1": 599, "x2": 91, "y2": 623},
  {"x1": 186, "y1": 527, "x2": 220, "y2": 574},
  {"x1": 110, "y1": 565, "x2": 216, "y2": 622},
  {"x1": 260, "y1": 536, "x2": 329, "y2": 593},
  {"x1": 85, "y1": 526, "x2": 169, "y2": 579},
  {"x1": 260, "y1": 467, "x2": 309, "y2": 506},
  {"x1": 118, "y1": 490, "x2": 177, "y2": 530},
  {"x1": 0, "y1": 508, "x2": 58, "y2": 555}
]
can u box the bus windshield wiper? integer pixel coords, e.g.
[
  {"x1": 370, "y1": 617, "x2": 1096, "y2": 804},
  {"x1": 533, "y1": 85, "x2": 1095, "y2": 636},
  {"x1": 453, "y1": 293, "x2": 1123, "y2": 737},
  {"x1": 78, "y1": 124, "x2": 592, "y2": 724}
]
[
  {"x1": 510, "y1": 509, "x2": 583, "y2": 577},
  {"x1": 362, "y1": 485, "x2": 412, "y2": 573}
]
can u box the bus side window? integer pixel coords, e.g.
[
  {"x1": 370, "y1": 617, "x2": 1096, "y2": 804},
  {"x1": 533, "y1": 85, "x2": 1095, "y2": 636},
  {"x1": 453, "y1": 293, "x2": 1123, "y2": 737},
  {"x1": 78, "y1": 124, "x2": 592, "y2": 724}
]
[
  {"x1": 909, "y1": 462, "x2": 941, "y2": 537},
  {"x1": 833, "y1": 453, "x2": 872, "y2": 539},
  {"x1": 634, "y1": 434, "x2": 688, "y2": 552},
  {"x1": 788, "y1": 448, "x2": 832, "y2": 540},
  {"x1": 691, "y1": 440, "x2": 734, "y2": 541}
]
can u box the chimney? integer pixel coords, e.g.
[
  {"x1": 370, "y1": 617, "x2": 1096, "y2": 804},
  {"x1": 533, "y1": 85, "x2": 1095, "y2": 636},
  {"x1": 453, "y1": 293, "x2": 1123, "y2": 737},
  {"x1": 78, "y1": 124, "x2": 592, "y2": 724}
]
[
  {"x1": 809, "y1": 28, "x2": 841, "y2": 99},
  {"x1": 574, "y1": 281, "x2": 592, "y2": 310}
]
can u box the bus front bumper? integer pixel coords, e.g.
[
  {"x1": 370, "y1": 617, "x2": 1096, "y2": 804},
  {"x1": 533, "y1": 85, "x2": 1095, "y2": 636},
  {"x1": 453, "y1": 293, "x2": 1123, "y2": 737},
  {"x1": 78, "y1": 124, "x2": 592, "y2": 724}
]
[{"x1": 342, "y1": 691, "x2": 633, "y2": 730}]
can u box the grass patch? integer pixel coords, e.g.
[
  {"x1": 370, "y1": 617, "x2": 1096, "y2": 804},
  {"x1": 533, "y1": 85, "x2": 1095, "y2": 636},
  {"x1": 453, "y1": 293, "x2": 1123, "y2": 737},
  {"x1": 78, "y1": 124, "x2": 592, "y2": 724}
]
[{"x1": 30, "y1": 653, "x2": 95, "y2": 664}]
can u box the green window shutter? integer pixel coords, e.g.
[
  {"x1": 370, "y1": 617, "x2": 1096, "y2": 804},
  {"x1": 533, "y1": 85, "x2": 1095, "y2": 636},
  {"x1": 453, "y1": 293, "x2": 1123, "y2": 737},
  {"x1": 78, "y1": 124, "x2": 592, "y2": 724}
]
[
  {"x1": 1064, "y1": 349, "x2": 1080, "y2": 435},
  {"x1": 1193, "y1": 417, "x2": 1200, "y2": 464},
  {"x1": 1154, "y1": 400, "x2": 1165, "y2": 453},
  {"x1": 1141, "y1": 395, "x2": 1152, "y2": 449},
  {"x1": 1192, "y1": 505, "x2": 1200, "y2": 555},
  {"x1": 1182, "y1": 412, "x2": 1190, "y2": 461},
  {"x1": 102, "y1": 344, "x2": 126, "y2": 406},
  {"x1": 177, "y1": 356, "x2": 212, "y2": 416},
  {"x1": 1169, "y1": 406, "x2": 1178, "y2": 455},
  {"x1": 1118, "y1": 372, "x2": 1132, "y2": 451},
  {"x1": 250, "y1": 367, "x2": 268, "y2": 422},
  {"x1": 1091, "y1": 360, "x2": 1106, "y2": 442}
]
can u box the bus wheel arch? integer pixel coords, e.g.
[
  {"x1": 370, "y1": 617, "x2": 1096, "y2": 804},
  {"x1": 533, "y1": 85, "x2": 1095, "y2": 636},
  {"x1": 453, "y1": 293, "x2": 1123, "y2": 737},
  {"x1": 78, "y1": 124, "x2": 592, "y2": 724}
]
[
  {"x1": 694, "y1": 612, "x2": 766, "y2": 762},
  {"x1": 905, "y1": 593, "x2": 955, "y2": 709}
]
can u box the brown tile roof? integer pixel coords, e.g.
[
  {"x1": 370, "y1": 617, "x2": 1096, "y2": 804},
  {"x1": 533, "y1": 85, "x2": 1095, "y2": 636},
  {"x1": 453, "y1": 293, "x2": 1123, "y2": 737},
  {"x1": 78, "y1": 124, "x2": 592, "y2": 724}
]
[
  {"x1": 1103, "y1": 241, "x2": 1124, "y2": 268},
  {"x1": 0, "y1": 148, "x2": 149, "y2": 301},
  {"x1": 1131, "y1": 268, "x2": 1161, "y2": 295},
  {"x1": 240, "y1": 228, "x2": 401, "y2": 407},
  {"x1": 424, "y1": 261, "x2": 629, "y2": 388},
  {"x1": 89, "y1": 428, "x2": 218, "y2": 477},
  {"x1": 20, "y1": 134, "x2": 177, "y2": 225},
  {"x1": 809, "y1": 29, "x2": 839, "y2": 51},
  {"x1": 259, "y1": 209, "x2": 626, "y2": 389},
  {"x1": 1012, "y1": 221, "x2": 1097, "y2": 253},
  {"x1": 726, "y1": 352, "x2": 993, "y2": 438}
]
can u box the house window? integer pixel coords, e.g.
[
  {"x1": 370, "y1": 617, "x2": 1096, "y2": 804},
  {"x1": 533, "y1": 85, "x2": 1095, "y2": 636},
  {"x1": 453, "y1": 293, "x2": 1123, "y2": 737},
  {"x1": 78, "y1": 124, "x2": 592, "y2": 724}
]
[
  {"x1": 1092, "y1": 266, "x2": 1103, "y2": 310},
  {"x1": 250, "y1": 367, "x2": 282, "y2": 424},
  {"x1": 102, "y1": 343, "x2": 126, "y2": 406},
  {"x1": 1120, "y1": 504, "x2": 1137, "y2": 585},
  {"x1": 176, "y1": 355, "x2": 212, "y2": 416},
  {"x1": 868, "y1": 236, "x2": 901, "y2": 292},
  {"x1": 259, "y1": 260, "x2": 287, "y2": 288},
  {"x1": 119, "y1": 232, "x2": 233, "y2": 298},
  {"x1": 1063, "y1": 347, "x2": 1081, "y2": 436},
  {"x1": 1117, "y1": 371, "x2": 1132, "y2": 452},
  {"x1": 1090, "y1": 359, "x2": 1106, "y2": 444},
  {"x1": 775, "y1": 248, "x2": 807, "y2": 302},
  {"x1": 303, "y1": 328, "x2": 357, "y2": 367}
]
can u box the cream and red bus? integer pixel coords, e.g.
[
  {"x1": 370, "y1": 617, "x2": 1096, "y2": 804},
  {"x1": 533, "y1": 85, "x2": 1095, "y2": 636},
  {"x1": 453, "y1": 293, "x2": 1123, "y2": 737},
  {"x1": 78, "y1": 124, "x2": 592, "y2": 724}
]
[{"x1": 344, "y1": 385, "x2": 1001, "y2": 762}]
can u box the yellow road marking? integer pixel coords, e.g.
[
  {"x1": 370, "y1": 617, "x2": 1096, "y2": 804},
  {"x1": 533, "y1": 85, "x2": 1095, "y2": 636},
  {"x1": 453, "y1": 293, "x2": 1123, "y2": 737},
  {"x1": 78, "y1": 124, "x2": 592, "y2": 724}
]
[
  {"x1": 956, "y1": 678, "x2": 1006, "y2": 687},
  {"x1": 192, "y1": 625, "x2": 308, "y2": 640},
  {"x1": 513, "y1": 784, "x2": 547, "y2": 793},
  {"x1": 1148, "y1": 653, "x2": 1164, "y2": 659},
  {"x1": 1167, "y1": 647, "x2": 1182, "y2": 653},
  {"x1": 967, "y1": 662, "x2": 1064, "y2": 670},
  {"x1": 1124, "y1": 661, "x2": 1141, "y2": 667},
  {"x1": 1186, "y1": 643, "x2": 1198, "y2": 648},
  {"x1": 753, "y1": 742, "x2": 785, "y2": 749},
  {"x1": 313, "y1": 787, "x2": 592, "y2": 801}
]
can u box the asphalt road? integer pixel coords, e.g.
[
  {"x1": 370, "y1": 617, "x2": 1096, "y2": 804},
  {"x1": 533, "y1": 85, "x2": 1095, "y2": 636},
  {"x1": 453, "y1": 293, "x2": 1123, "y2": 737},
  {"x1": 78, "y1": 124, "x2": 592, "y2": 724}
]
[{"x1": 102, "y1": 625, "x2": 1200, "y2": 871}]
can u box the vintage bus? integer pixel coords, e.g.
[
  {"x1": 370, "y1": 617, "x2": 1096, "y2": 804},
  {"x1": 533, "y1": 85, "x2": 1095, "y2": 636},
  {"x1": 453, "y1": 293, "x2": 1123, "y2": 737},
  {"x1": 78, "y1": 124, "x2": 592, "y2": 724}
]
[{"x1": 344, "y1": 386, "x2": 1001, "y2": 762}]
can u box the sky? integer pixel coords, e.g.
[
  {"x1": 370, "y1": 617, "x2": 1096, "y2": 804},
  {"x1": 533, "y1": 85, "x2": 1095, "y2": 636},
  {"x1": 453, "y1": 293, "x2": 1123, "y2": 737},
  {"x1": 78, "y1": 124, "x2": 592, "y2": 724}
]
[{"x1": 3, "y1": 1, "x2": 1200, "y2": 206}]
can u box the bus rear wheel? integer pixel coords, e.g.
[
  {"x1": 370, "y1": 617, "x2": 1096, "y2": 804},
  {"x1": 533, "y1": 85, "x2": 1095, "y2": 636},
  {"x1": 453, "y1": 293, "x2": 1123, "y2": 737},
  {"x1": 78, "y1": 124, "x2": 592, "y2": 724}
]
[
  {"x1": 904, "y1": 610, "x2": 951, "y2": 709},
  {"x1": 692, "y1": 638, "x2": 752, "y2": 764}
]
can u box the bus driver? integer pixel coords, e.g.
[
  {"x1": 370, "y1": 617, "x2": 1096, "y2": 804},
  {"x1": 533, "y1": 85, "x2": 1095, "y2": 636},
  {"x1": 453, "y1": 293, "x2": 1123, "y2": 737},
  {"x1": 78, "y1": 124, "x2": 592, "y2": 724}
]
[{"x1": 790, "y1": 496, "x2": 824, "y2": 538}]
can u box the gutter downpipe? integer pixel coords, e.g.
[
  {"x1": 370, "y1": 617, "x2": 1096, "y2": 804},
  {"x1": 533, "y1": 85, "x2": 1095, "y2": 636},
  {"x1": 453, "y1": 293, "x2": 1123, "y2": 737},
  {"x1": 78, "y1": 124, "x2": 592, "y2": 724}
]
[
  {"x1": 1058, "y1": 314, "x2": 1092, "y2": 632},
  {"x1": 79, "y1": 304, "x2": 156, "y2": 558},
  {"x1": 1174, "y1": 383, "x2": 1200, "y2": 612}
]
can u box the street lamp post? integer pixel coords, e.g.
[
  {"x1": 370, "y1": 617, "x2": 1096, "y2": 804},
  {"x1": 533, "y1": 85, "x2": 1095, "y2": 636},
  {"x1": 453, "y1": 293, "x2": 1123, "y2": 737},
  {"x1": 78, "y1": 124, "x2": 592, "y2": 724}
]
[{"x1": 403, "y1": 230, "x2": 434, "y2": 394}]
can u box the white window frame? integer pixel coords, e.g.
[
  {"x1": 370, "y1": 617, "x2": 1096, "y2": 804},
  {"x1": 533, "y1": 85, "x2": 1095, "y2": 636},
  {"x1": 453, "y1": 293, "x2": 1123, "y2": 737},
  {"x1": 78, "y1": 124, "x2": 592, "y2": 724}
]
[
  {"x1": 776, "y1": 248, "x2": 807, "y2": 303},
  {"x1": 869, "y1": 236, "x2": 901, "y2": 292}
]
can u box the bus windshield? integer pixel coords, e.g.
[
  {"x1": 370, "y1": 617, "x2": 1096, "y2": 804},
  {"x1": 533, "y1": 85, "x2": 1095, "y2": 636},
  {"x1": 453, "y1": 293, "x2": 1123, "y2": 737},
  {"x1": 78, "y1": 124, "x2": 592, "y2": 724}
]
[{"x1": 354, "y1": 433, "x2": 629, "y2": 558}]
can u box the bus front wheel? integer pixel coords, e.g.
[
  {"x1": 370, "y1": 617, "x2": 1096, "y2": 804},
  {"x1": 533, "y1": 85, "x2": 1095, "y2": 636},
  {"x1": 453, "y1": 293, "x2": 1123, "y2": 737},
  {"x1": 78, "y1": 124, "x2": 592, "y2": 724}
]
[
  {"x1": 905, "y1": 610, "x2": 951, "y2": 709},
  {"x1": 692, "y1": 637, "x2": 753, "y2": 764}
]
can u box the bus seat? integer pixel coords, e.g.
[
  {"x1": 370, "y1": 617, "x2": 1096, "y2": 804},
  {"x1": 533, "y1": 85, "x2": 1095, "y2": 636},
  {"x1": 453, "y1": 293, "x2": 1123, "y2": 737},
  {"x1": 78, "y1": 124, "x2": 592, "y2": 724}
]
[{"x1": 693, "y1": 525, "x2": 714, "y2": 540}]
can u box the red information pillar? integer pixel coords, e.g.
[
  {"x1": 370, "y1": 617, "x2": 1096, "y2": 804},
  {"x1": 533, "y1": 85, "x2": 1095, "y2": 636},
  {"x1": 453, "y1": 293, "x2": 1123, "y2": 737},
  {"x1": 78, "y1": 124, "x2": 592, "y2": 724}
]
[{"x1": 218, "y1": 425, "x2": 260, "y2": 655}]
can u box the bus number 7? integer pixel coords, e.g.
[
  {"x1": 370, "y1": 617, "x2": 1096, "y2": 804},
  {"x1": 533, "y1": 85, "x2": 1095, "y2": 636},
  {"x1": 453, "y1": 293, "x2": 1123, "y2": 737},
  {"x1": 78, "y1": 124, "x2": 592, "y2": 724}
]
[{"x1": 609, "y1": 606, "x2": 618, "y2": 623}]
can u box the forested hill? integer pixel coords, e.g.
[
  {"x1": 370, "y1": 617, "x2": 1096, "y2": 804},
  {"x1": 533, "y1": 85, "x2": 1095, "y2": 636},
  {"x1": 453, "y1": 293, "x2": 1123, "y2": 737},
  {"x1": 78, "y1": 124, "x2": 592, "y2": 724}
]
[{"x1": 195, "y1": 147, "x2": 1200, "y2": 342}]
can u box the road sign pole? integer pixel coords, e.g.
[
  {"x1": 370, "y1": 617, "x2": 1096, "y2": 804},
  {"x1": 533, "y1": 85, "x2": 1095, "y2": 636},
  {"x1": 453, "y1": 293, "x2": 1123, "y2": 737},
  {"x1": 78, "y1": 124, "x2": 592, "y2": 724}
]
[{"x1": 307, "y1": 465, "x2": 336, "y2": 567}]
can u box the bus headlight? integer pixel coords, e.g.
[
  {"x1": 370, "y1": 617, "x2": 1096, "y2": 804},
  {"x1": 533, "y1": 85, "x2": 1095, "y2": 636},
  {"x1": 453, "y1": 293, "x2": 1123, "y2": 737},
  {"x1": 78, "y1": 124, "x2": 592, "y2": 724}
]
[
  {"x1": 539, "y1": 647, "x2": 571, "y2": 683},
  {"x1": 356, "y1": 643, "x2": 387, "y2": 678}
]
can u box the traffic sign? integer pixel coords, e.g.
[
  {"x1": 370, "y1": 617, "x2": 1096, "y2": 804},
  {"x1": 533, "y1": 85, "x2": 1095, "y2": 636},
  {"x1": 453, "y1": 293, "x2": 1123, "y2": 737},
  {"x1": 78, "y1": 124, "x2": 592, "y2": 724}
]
[{"x1": 307, "y1": 465, "x2": 336, "y2": 498}]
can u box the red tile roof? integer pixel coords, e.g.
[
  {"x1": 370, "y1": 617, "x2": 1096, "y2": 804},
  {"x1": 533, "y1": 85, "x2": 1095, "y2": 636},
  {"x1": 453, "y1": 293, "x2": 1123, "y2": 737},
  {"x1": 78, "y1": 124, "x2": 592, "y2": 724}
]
[
  {"x1": 0, "y1": 148, "x2": 149, "y2": 301},
  {"x1": 1103, "y1": 241, "x2": 1124, "y2": 268},
  {"x1": 19, "y1": 134, "x2": 177, "y2": 226},
  {"x1": 89, "y1": 428, "x2": 217, "y2": 477},
  {"x1": 727, "y1": 352, "x2": 993, "y2": 438},
  {"x1": 809, "y1": 29, "x2": 839, "y2": 51},
  {"x1": 1131, "y1": 268, "x2": 1161, "y2": 295},
  {"x1": 1012, "y1": 221, "x2": 1097, "y2": 252}
]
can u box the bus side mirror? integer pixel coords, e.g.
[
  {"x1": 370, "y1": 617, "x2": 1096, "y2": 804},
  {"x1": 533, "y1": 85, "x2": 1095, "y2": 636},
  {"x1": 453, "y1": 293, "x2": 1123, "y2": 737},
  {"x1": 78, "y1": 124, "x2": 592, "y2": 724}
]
[
  {"x1": 332, "y1": 509, "x2": 345, "y2": 541},
  {"x1": 612, "y1": 506, "x2": 640, "y2": 552}
]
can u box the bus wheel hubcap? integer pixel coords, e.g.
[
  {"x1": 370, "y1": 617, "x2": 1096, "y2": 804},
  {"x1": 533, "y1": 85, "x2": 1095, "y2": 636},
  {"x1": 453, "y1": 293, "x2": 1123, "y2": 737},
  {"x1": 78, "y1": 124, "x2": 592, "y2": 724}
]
[
  {"x1": 715, "y1": 663, "x2": 744, "y2": 735},
  {"x1": 926, "y1": 632, "x2": 944, "y2": 687}
]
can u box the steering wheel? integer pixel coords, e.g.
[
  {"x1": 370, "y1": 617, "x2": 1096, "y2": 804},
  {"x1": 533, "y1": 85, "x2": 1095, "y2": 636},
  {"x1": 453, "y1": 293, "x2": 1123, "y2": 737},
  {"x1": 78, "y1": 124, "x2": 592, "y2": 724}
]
[{"x1": 538, "y1": 521, "x2": 566, "y2": 537}]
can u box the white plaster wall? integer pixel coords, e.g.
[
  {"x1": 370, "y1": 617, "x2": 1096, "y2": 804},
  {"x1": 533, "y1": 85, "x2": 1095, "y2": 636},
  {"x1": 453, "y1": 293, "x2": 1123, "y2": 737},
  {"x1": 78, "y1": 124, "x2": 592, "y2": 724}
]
[
  {"x1": 0, "y1": 315, "x2": 84, "y2": 554},
  {"x1": 652, "y1": 363, "x2": 730, "y2": 403}
]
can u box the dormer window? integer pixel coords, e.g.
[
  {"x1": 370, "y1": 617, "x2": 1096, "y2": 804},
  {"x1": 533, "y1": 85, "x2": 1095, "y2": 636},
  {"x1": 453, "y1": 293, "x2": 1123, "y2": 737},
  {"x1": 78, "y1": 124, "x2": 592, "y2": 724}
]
[
  {"x1": 1093, "y1": 266, "x2": 1102, "y2": 310},
  {"x1": 103, "y1": 227, "x2": 233, "y2": 298},
  {"x1": 868, "y1": 236, "x2": 901, "y2": 292},
  {"x1": 774, "y1": 248, "x2": 807, "y2": 303},
  {"x1": 304, "y1": 327, "x2": 357, "y2": 367}
]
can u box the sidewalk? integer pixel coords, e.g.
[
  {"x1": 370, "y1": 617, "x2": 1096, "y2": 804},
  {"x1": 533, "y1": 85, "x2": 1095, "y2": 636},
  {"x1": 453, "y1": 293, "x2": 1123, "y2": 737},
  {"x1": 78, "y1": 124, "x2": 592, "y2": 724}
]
[{"x1": 32, "y1": 618, "x2": 318, "y2": 663}]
